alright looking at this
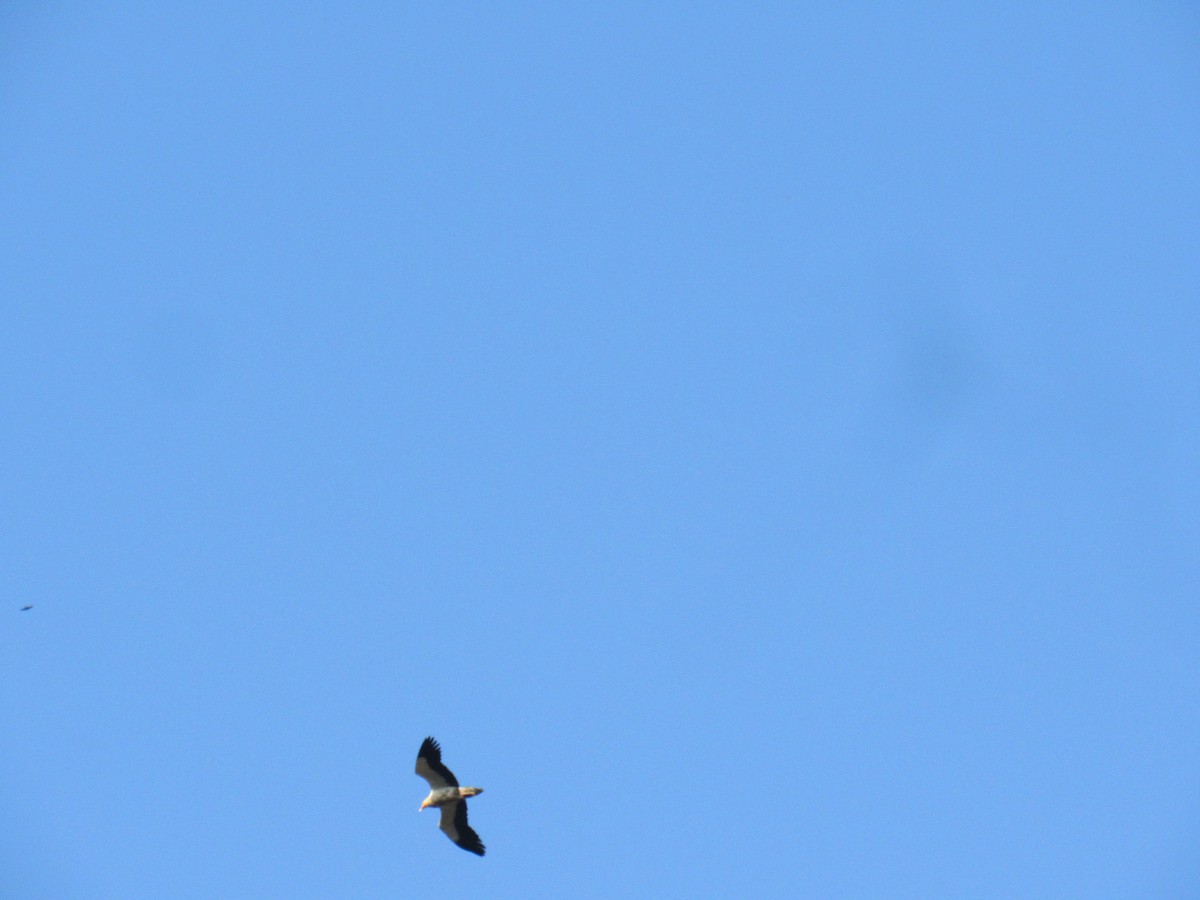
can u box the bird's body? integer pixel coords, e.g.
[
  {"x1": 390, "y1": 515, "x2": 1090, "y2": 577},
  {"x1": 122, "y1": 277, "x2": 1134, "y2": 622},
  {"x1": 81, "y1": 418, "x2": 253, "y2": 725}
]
[
  {"x1": 420, "y1": 785, "x2": 481, "y2": 809},
  {"x1": 415, "y1": 737, "x2": 486, "y2": 856}
]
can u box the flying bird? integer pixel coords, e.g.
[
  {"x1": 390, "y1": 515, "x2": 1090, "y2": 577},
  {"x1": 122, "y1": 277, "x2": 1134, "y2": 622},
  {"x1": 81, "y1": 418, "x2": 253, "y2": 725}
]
[
  {"x1": 20, "y1": 605, "x2": 32, "y2": 611},
  {"x1": 415, "y1": 736, "x2": 485, "y2": 856}
]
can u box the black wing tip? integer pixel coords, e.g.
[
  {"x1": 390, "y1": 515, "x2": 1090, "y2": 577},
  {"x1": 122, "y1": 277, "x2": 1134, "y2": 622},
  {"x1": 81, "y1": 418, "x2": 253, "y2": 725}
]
[
  {"x1": 419, "y1": 736, "x2": 441, "y2": 756},
  {"x1": 454, "y1": 829, "x2": 486, "y2": 856}
]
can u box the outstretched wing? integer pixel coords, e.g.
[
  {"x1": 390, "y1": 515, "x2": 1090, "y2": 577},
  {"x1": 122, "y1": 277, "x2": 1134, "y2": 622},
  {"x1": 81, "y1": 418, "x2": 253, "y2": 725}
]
[
  {"x1": 439, "y1": 800, "x2": 486, "y2": 856},
  {"x1": 415, "y1": 736, "x2": 459, "y2": 788}
]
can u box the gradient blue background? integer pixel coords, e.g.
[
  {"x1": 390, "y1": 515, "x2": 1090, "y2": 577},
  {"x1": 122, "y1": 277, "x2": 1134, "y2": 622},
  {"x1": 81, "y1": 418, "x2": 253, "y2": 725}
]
[{"x1": 3, "y1": 3, "x2": 1198, "y2": 897}]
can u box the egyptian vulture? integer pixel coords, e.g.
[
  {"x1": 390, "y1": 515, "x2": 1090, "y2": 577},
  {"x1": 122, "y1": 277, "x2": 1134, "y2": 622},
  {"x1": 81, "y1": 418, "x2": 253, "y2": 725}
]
[{"x1": 415, "y1": 737, "x2": 486, "y2": 856}]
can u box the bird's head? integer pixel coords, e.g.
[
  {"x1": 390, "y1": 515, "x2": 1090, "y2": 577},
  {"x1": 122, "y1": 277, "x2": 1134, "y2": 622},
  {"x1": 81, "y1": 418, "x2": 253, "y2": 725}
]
[{"x1": 419, "y1": 798, "x2": 432, "y2": 812}]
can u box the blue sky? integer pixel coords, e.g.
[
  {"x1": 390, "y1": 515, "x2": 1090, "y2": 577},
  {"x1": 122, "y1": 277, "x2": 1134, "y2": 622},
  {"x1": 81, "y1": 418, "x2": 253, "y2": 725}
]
[{"x1": 2, "y1": 3, "x2": 1198, "y2": 897}]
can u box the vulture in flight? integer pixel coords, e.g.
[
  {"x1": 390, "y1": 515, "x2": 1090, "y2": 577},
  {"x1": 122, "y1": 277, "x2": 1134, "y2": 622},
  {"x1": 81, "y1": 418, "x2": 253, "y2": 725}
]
[{"x1": 415, "y1": 737, "x2": 486, "y2": 856}]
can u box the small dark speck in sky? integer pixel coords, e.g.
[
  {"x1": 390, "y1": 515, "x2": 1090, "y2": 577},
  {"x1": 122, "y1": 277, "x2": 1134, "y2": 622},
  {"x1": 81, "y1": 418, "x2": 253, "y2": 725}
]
[{"x1": 20, "y1": 605, "x2": 32, "y2": 611}]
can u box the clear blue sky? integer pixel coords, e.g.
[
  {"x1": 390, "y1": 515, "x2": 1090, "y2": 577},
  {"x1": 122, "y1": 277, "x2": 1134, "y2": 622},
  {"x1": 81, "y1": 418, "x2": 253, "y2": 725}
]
[{"x1": 3, "y1": 3, "x2": 1198, "y2": 897}]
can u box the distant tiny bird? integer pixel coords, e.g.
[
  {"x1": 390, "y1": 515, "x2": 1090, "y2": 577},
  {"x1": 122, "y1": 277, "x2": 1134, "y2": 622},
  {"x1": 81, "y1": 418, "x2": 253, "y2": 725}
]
[
  {"x1": 415, "y1": 737, "x2": 486, "y2": 856},
  {"x1": 20, "y1": 605, "x2": 32, "y2": 611}
]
